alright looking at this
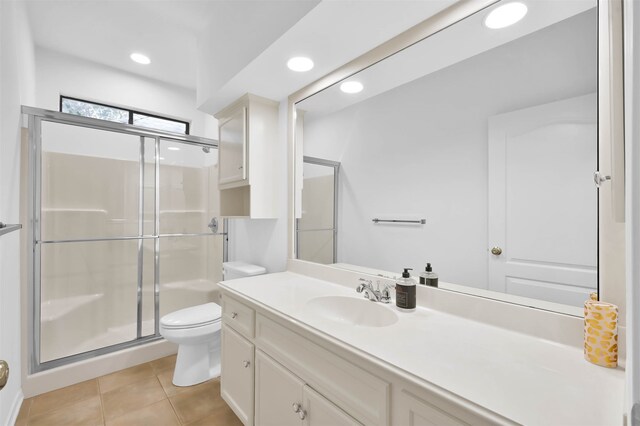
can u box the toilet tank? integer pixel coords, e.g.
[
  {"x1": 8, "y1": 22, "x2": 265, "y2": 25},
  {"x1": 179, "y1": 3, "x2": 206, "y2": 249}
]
[{"x1": 223, "y1": 261, "x2": 267, "y2": 280}]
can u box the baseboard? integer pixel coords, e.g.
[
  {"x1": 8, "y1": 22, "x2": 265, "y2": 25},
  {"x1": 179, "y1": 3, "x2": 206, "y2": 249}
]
[{"x1": 6, "y1": 389, "x2": 24, "y2": 426}]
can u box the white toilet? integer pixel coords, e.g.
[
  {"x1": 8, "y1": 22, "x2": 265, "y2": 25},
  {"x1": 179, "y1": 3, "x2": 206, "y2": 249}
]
[
  {"x1": 223, "y1": 261, "x2": 267, "y2": 280},
  {"x1": 159, "y1": 261, "x2": 266, "y2": 387}
]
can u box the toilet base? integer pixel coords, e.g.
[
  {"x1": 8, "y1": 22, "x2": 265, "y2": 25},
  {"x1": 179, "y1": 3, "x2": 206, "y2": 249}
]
[{"x1": 172, "y1": 333, "x2": 221, "y2": 387}]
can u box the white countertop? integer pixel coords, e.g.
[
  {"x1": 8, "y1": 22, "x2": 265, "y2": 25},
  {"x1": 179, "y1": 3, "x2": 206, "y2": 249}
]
[{"x1": 219, "y1": 271, "x2": 625, "y2": 426}]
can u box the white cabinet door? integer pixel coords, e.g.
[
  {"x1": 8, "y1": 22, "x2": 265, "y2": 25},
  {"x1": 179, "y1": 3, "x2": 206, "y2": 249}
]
[
  {"x1": 488, "y1": 93, "x2": 597, "y2": 306},
  {"x1": 221, "y1": 326, "x2": 254, "y2": 425},
  {"x1": 302, "y1": 385, "x2": 361, "y2": 426},
  {"x1": 255, "y1": 350, "x2": 304, "y2": 426},
  {"x1": 395, "y1": 390, "x2": 470, "y2": 426},
  {"x1": 219, "y1": 106, "x2": 247, "y2": 186}
]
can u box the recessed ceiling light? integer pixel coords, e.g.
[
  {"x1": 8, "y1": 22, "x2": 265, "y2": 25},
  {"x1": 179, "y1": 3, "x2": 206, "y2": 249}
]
[
  {"x1": 287, "y1": 57, "x2": 314, "y2": 72},
  {"x1": 167, "y1": 147, "x2": 180, "y2": 151},
  {"x1": 484, "y1": 2, "x2": 528, "y2": 29},
  {"x1": 340, "y1": 81, "x2": 363, "y2": 94},
  {"x1": 130, "y1": 53, "x2": 151, "y2": 65}
]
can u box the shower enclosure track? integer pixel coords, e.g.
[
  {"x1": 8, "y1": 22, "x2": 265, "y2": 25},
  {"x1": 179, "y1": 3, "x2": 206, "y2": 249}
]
[{"x1": 23, "y1": 106, "x2": 227, "y2": 373}]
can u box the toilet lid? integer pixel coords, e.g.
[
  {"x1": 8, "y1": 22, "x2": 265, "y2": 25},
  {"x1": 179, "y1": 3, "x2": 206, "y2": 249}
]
[{"x1": 160, "y1": 303, "x2": 222, "y2": 329}]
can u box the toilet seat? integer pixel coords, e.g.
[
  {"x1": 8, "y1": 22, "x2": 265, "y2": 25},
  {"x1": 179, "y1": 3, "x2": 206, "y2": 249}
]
[{"x1": 160, "y1": 302, "x2": 221, "y2": 330}]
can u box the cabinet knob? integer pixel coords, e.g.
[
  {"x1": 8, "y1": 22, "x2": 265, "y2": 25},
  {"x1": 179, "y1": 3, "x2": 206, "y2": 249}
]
[
  {"x1": 231, "y1": 312, "x2": 238, "y2": 319},
  {"x1": 292, "y1": 403, "x2": 306, "y2": 420},
  {"x1": 238, "y1": 166, "x2": 243, "y2": 170},
  {"x1": 490, "y1": 246, "x2": 503, "y2": 256},
  {"x1": 243, "y1": 360, "x2": 250, "y2": 368}
]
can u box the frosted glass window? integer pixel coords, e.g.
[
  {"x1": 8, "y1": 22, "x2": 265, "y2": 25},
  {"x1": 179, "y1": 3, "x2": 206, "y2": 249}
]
[
  {"x1": 133, "y1": 113, "x2": 188, "y2": 134},
  {"x1": 61, "y1": 98, "x2": 128, "y2": 123}
]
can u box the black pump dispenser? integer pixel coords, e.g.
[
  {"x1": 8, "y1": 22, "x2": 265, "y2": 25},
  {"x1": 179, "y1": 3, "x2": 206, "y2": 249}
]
[
  {"x1": 396, "y1": 268, "x2": 416, "y2": 310},
  {"x1": 419, "y1": 262, "x2": 438, "y2": 287}
]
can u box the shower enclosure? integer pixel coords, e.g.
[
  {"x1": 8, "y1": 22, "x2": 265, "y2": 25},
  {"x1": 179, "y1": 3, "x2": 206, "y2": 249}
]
[{"x1": 23, "y1": 107, "x2": 226, "y2": 372}]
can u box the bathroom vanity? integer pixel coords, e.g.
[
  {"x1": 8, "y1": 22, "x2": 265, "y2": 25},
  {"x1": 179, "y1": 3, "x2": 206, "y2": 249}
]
[{"x1": 218, "y1": 263, "x2": 624, "y2": 426}]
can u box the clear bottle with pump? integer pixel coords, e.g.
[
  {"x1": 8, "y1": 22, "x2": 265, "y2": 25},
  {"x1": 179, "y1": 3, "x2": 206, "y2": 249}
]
[
  {"x1": 395, "y1": 268, "x2": 416, "y2": 311},
  {"x1": 419, "y1": 263, "x2": 438, "y2": 287}
]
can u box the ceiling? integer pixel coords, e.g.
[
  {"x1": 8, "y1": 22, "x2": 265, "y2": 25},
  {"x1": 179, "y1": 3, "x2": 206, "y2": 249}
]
[
  {"x1": 24, "y1": 0, "x2": 457, "y2": 113},
  {"x1": 24, "y1": 0, "x2": 319, "y2": 91}
]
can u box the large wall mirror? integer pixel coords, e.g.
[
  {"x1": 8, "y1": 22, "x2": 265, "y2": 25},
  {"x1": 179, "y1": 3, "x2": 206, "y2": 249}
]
[{"x1": 293, "y1": 0, "x2": 606, "y2": 314}]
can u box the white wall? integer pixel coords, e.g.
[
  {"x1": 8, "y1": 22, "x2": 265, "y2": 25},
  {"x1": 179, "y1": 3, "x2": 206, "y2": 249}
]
[
  {"x1": 0, "y1": 0, "x2": 36, "y2": 423},
  {"x1": 302, "y1": 10, "x2": 596, "y2": 289},
  {"x1": 34, "y1": 47, "x2": 216, "y2": 139}
]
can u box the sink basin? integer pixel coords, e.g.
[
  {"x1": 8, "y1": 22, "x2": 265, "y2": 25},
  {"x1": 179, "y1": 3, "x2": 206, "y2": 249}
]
[{"x1": 305, "y1": 296, "x2": 399, "y2": 327}]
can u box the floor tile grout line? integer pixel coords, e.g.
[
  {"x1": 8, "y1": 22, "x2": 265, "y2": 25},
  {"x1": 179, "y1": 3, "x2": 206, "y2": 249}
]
[
  {"x1": 152, "y1": 362, "x2": 188, "y2": 424},
  {"x1": 22, "y1": 397, "x2": 33, "y2": 424},
  {"x1": 164, "y1": 389, "x2": 183, "y2": 425},
  {"x1": 102, "y1": 374, "x2": 167, "y2": 423},
  {"x1": 97, "y1": 378, "x2": 106, "y2": 426},
  {"x1": 100, "y1": 372, "x2": 159, "y2": 396}
]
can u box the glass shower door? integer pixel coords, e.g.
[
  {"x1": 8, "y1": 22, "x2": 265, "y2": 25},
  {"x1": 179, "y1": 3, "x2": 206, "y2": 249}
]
[
  {"x1": 32, "y1": 114, "x2": 224, "y2": 371},
  {"x1": 38, "y1": 122, "x2": 154, "y2": 363},
  {"x1": 158, "y1": 139, "x2": 224, "y2": 320}
]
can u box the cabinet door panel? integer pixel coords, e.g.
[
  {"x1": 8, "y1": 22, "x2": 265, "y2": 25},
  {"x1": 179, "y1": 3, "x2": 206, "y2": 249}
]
[
  {"x1": 396, "y1": 390, "x2": 471, "y2": 426},
  {"x1": 219, "y1": 107, "x2": 246, "y2": 185},
  {"x1": 255, "y1": 350, "x2": 304, "y2": 426},
  {"x1": 303, "y1": 385, "x2": 361, "y2": 426},
  {"x1": 221, "y1": 326, "x2": 254, "y2": 425}
]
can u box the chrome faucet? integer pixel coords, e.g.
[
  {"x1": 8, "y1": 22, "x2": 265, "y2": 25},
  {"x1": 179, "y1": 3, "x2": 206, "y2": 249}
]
[{"x1": 356, "y1": 278, "x2": 394, "y2": 303}]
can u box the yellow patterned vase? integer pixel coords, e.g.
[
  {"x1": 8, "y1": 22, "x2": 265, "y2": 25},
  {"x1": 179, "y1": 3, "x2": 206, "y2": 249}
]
[{"x1": 584, "y1": 292, "x2": 618, "y2": 368}]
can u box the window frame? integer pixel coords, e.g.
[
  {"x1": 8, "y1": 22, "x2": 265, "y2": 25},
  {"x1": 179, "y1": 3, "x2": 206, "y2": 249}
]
[{"x1": 59, "y1": 95, "x2": 190, "y2": 135}]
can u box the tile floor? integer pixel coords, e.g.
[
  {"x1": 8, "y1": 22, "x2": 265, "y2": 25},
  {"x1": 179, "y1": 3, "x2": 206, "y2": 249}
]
[{"x1": 15, "y1": 355, "x2": 243, "y2": 426}]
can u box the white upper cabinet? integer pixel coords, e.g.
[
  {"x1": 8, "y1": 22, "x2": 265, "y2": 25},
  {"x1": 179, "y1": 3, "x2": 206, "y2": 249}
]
[
  {"x1": 218, "y1": 106, "x2": 247, "y2": 186},
  {"x1": 215, "y1": 94, "x2": 279, "y2": 218}
]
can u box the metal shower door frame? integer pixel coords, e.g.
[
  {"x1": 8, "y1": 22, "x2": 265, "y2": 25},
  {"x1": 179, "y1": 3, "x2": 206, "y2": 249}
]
[
  {"x1": 295, "y1": 156, "x2": 340, "y2": 263},
  {"x1": 24, "y1": 106, "x2": 227, "y2": 373}
]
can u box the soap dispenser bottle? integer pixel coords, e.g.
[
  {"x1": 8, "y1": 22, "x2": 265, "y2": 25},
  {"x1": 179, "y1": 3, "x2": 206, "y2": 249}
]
[
  {"x1": 419, "y1": 263, "x2": 438, "y2": 287},
  {"x1": 395, "y1": 268, "x2": 416, "y2": 311}
]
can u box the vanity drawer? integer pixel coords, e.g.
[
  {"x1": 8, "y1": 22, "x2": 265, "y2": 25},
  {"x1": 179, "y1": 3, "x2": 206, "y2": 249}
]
[
  {"x1": 255, "y1": 314, "x2": 390, "y2": 426},
  {"x1": 222, "y1": 295, "x2": 255, "y2": 338}
]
